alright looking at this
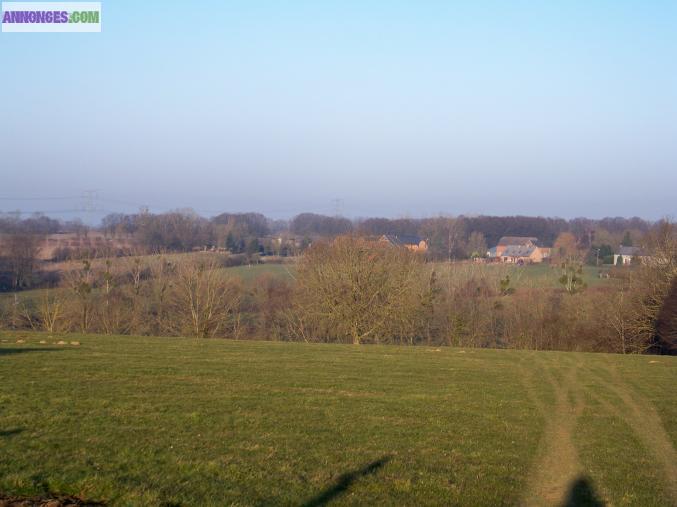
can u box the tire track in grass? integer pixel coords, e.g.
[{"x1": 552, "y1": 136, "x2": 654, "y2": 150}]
[
  {"x1": 515, "y1": 352, "x2": 548, "y2": 420},
  {"x1": 523, "y1": 355, "x2": 586, "y2": 507},
  {"x1": 581, "y1": 358, "x2": 677, "y2": 504}
]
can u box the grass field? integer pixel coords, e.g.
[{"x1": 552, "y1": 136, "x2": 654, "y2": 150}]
[
  {"x1": 1, "y1": 334, "x2": 675, "y2": 506},
  {"x1": 230, "y1": 261, "x2": 613, "y2": 289},
  {"x1": 505, "y1": 264, "x2": 615, "y2": 288},
  {"x1": 220, "y1": 262, "x2": 296, "y2": 283},
  {"x1": 434, "y1": 262, "x2": 616, "y2": 289},
  {"x1": 0, "y1": 261, "x2": 296, "y2": 307},
  {"x1": 3, "y1": 260, "x2": 611, "y2": 308}
]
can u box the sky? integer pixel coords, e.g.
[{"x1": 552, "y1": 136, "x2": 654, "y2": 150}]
[{"x1": 1, "y1": 0, "x2": 676, "y2": 222}]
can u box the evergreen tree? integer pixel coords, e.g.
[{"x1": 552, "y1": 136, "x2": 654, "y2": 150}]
[{"x1": 621, "y1": 231, "x2": 633, "y2": 247}]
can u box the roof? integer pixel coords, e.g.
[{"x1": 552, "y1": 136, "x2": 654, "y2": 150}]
[
  {"x1": 497, "y1": 236, "x2": 538, "y2": 246},
  {"x1": 382, "y1": 234, "x2": 423, "y2": 246},
  {"x1": 501, "y1": 245, "x2": 536, "y2": 258},
  {"x1": 618, "y1": 246, "x2": 644, "y2": 256}
]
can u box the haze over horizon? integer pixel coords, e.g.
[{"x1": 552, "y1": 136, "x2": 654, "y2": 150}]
[{"x1": 2, "y1": 1, "x2": 676, "y2": 222}]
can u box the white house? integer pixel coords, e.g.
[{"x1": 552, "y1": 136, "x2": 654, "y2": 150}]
[{"x1": 613, "y1": 246, "x2": 646, "y2": 266}]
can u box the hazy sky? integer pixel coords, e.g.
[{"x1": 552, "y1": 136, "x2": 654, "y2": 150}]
[{"x1": 1, "y1": 1, "x2": 676, "y2": 222}]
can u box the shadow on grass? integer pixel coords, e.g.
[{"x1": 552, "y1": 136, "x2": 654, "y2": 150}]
[
  {"x1": 0, "y1": 347, "x2": 64, "y2": 356},
  {"x1": 561, "y1": 476, "x2": 605, "y2": 507},
  {"x1": 301, "y1": 456, "x2": 391, "y2": 507},
  {"x1": 0, "y1": 493, "x2": 106, "y2": 506},
  {"x1": 0, "y1": 428, "x2": 24, "y2": 438}
]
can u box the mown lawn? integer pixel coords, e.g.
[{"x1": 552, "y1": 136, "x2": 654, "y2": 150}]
[{"x1": 0, "y1": 333, "x2": 675, "y2": 506}]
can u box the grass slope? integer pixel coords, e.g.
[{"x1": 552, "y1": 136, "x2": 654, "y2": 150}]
[
  {"x1": 220, "y1": 263, "x2": 296, "y2": 283},
  {"x1": 0, "y1": 333, "x2": 675, "y2": 506},
  {"x1": 507, "y1": 264, "x2": 615, "y2": 288}
]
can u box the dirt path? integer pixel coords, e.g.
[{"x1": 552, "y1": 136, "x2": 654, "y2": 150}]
[
  {"x1": 521, "y1": 354, "x2": 676, "y2": 506},
  {"x1": 523, "y1": 356, "x2": 586, "y2": 507},
  {"x1": 587, "y1": 359, "x2": 677, "y2": 504}
]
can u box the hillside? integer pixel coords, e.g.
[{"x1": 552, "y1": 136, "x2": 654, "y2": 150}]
[
  {"x1": 0, "y1": 334, "x2": 675, "y2": 506},
  {"x1": 0, "y1": 233, "x2": 137, "y2": 262}
]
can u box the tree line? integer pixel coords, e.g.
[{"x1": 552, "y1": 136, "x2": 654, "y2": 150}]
[
  {"x1": 1, "y1": 221, "x2": 675, "y2": 355},
  {"x1": 0, "y1": 209, "x2": 659, "y2": 292},
  {"x1": 88, "y1": 211, "x2": 662, "y2": 261},
  {"x1": 3, "y1": 209, "x2": 655, "y2": 253}
]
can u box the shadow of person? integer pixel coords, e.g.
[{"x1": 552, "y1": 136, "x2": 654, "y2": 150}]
[
  {"x1": 301, "y1": 456, "x2": 391, "y2": 507},
  {"x1": 561, "y1": 476, "x2": 605, "y2": 507}
]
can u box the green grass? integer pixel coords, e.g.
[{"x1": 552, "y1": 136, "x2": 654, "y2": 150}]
[
  {"x1": 221, "y1": 262, "x2": 296, "y2": 283},
  {"x1": 0, "y1": 333, "x2": 675, "y2": 506},
  {"x1": 0, "y1": 263, "x2": 295, "y2": 305},
  {"x1": 429, "y1": 262, "x2": 617, "y2": 291},
  {"x1": 507, "y1": 264, "x2": 615, "y2": 288}
]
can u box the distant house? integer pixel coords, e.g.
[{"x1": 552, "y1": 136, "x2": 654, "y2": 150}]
[
  {"x1": 380, "y1": 234, "x2": 428, "y2": 252},
  {"x1": 495, "y1": 236, "x2": 538, "y2": 256},
  {"x1": 501, "y1": 245, "x2": 551, "y2": 264},
  {"x1": 613, "y1": 246, "x2": 647, "y2": 266},
  {"x1": 488, "y1": 236, "x2": 550, "y2": 264}
]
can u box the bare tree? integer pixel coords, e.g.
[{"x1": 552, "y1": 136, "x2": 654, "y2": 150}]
[
  {"x1": 466, "y1": 231, "x2": 488, "y2": 259},
  {"x1": 294, "y1": 236, "x2": 426, "y2": 344},
  {"x1": 600, "y1": 289, "x2": 633, "y2": 353},
  {"x1": 63, "y1": 260, "x2": 95, "y2": 333},
  {"x1": 37, "y1": 291, "x2": 65, "y2": 334},
  {"x1": 552, "y1": 232, "x2": 580, "y2": 263},
  {"x1": 169, "y1": 259, "x2": 241, "y2": 338},
  {"x1": 2, "y1": 232, "x2": 42, "y2": 289}
]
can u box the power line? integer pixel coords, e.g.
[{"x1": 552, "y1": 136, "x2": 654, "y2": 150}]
[
  {"x1": 0, "y1": 195, "x2": 81, "y2": 201},
  {"x1": 81, "y1": 190, "x2": 101, "y2": 213},
  {"x1": 331, "y1": 198, "x2": 345, "y2": 217},
  {"x1": 0, "y1": 209, "x2": 114, "y2": 214}
]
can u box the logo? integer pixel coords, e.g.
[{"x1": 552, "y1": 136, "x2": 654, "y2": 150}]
[{"x1": 2, "y1": 2, "x2": 101, "y2": 32}]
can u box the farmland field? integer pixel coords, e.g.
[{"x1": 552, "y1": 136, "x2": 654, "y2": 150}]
[{"x1": 1, "y1": 333, "x2": 675, "y2": 506}]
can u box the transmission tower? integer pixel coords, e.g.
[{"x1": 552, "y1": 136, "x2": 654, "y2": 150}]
[
  {"x1": 81, "y1": 190, "x2": 100, "y2": 214},
  {"x1": 331, "y1": 198, "x2": 344, "y2": 217}
]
